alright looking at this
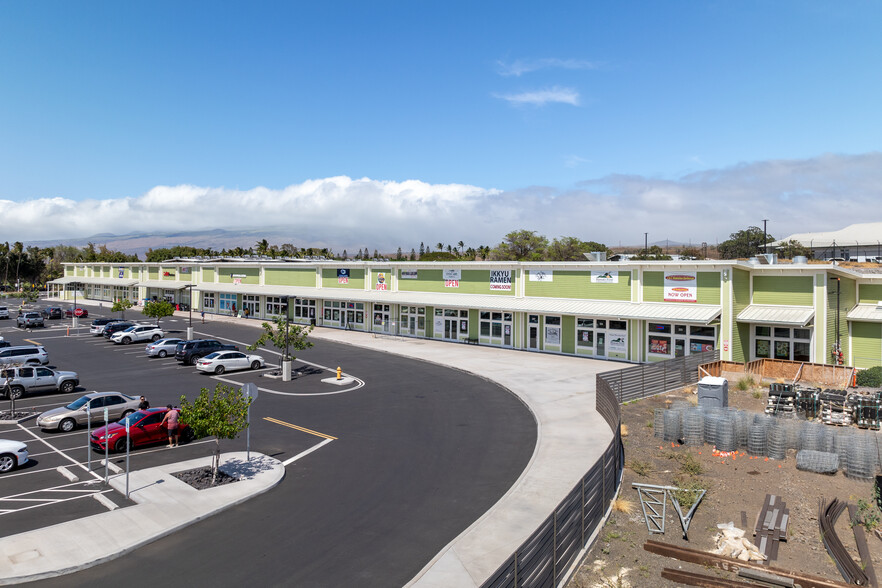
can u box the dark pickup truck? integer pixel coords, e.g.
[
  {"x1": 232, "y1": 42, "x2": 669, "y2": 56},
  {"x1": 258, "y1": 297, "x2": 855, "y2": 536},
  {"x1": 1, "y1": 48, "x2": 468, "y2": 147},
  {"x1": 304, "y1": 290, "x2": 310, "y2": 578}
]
[{"x1": 174, "y1": 339, "x2": 239, "y2": 365}]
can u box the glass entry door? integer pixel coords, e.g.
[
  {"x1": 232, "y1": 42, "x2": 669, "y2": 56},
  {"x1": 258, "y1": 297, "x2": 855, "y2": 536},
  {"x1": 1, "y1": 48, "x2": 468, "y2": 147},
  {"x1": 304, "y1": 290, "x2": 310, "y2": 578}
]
[
  {"x1": 596, "y1": 332, "x2": 606, "y2": 358},
  {"x1": 528, "y1": 315, "x2": 539, "y2": 349}
]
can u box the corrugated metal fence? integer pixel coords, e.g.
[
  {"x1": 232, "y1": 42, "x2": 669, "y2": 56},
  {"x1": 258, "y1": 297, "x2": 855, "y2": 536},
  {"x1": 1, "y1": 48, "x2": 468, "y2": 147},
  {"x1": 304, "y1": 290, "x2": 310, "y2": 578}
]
[{"x1": 481, "y1": 350, "x2": 718, "y2": 588}]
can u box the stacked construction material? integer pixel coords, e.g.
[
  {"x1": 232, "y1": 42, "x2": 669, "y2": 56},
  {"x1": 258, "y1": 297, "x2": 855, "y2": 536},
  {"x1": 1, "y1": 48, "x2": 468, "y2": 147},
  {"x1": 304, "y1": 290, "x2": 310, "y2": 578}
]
[
  {"x1": 766, "y1": 424, "x2": 788, "y2": 460},
  {"x1": 765, "y1": 383, "x2": 795, "y2": 416},
  {"x1": 747, "y1": 417, "x2": 768, "y2": 456},
  {"x1": 716, "y1": 416, "x2": 737, "y2": 452},
  {"x1": 794, "y1": 386, "x2": 821, "y2": 419},
  {"x1": 845, "y1": 431, "x2": 877, "y2": 480},
  {"x1": 796, "y1": 450, "x2": 840, "y2": 474},
  {"x1": 820, "y1": 389, "x2": 852, "y2": 426},
  {"x1": 663, "y1": 409, "x2": 682, "y2": 442},
  {"x1": 853, "y1": 392, "x2": 882, "y2": 430},
  {"x1": 682, "y1": 409, "x2": 704, "y2": 446},
  {"x1": 654, "y1": 408, "x2": 666, "y2": 438}
]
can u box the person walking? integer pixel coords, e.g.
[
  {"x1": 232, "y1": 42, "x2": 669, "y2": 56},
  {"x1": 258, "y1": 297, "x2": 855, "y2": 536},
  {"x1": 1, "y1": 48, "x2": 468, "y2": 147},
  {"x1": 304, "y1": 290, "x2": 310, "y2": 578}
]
[
  {"x1": 138, "y1": 396, "x2": 150, "y2": 411},
  {"x1": 201, "y1": 310, "x2": 205, "y2": 324},
  {"x1": 160, "y1": 404, "x2": 180, "y2": 447}
]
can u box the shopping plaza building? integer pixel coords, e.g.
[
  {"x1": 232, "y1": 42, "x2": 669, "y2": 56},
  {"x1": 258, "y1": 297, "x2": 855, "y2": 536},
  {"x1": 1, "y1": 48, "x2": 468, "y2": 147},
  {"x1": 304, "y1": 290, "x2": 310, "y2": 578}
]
[{"x1": 48, "y1": 257, "x2": 882, "y2": 369}]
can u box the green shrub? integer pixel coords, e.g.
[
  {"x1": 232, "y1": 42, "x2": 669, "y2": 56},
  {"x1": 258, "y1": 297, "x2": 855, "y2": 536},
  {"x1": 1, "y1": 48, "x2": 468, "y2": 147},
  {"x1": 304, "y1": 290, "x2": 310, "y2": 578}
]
[{"x1": 857, "y1": 366, "x2": 882, "y2": 387}]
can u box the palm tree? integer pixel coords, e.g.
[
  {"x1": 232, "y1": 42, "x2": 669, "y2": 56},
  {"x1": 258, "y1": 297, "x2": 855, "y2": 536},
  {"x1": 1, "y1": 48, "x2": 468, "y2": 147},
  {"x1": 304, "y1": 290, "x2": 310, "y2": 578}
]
[
  {"x1": 255, "y1": 239, "x2": 269, "y2": 256},
  {"x1": 436, "y1": 242, "x2": 443, "y2": 251},
  {"x1": 457, "y1": 241, "x2": 465, "y2": 256}
]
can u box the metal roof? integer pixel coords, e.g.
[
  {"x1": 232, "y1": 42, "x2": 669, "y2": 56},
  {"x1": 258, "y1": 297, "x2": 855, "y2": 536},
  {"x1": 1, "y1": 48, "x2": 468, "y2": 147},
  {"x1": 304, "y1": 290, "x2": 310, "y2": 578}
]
[
  {"x1": 136, "y1": 280, "x2": 193, "y2": 290},
  {"x1": 847, "y1": 303, "x2": 882, "y2": 323},
  {"x1": 194, "y1": 283, "x2": 721, "y2": 322},
  {"x1": 48, "y1": 276, "x2": 139, "y2": 287},
  {"x1": 736, "y1": 304, "x2": 814, "y2": 326}
]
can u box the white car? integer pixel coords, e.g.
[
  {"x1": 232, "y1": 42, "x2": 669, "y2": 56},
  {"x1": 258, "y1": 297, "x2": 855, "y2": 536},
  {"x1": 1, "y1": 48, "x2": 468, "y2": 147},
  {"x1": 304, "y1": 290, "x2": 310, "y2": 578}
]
[
  {"x1": 0, "y1": 439, "x2": 29, "y2": 473},
  {"x1": 110, "y1": 325, "x2": 164, "y2": 345},
  {"x1": 195, "y1": 351, "x2": 266, "y2": 375},
  {"x1": 0, "y1": 306, "x2": 9, "y2": 319}
]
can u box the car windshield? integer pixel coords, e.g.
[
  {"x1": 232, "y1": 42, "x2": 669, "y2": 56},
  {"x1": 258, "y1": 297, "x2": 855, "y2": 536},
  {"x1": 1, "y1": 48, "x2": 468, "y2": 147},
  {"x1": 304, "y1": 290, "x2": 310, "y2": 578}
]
[
  {"x1": 119, "y1": 411, "x2": 147, "y2": 426},
  {"x1": 203, "y1": 352, "x2": 221, "y2": 359},
  {"x1": 122, "y1": 326, "x2": 136, "y2": 332},
  {"x1": 65, "y1": 396, "x2": 90, "y2": 410}
]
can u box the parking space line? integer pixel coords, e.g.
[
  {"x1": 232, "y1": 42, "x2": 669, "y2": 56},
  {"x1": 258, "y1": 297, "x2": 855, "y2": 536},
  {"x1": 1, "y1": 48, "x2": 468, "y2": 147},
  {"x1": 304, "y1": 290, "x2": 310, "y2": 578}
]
[
  {"x1": 282, "y1": 438, "x2": 334, "y2": 466},
  {"x1": 263, "y1": 417, "x2": 337, "y2": 440},
  {"x1": 0, "y1": 489, "x2": 117, "y2": 517},
  {"x1": 16, "y1": 424, "x2": 104, "y2": 481}
]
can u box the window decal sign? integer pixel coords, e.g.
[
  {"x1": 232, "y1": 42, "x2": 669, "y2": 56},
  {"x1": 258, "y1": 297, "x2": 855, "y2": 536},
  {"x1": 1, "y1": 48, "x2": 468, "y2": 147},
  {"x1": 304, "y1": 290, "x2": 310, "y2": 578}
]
[
  {"x1": 664, "y1": 271, "x2": 697, "y2": 302},
  {"x1": 591, "y1": 270, "x2": 618, "y2": 284},
  {"x1": 376, "y1": 272, "x2": 387, "y2": 290},
  {"x1": 443, "y1": 268, "x2": 461, "y2": 288},
  {"x1": 337, "y1": 268, "x2": 350, "y2": 284},
  {"x1": 489, "y1": 270, "x2": 511, "y2": 291},
  {"x1": 400, "y1": 269, "x2": 418, "y2": 279},
  {"x1": 529, "y1": 269, "x2": 553, "y2": 282}
]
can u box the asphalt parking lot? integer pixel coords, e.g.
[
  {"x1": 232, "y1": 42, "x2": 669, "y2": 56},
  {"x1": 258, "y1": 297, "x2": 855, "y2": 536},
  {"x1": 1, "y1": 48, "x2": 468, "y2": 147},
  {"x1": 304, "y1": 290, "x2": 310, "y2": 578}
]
[{"x1": 0, "y1": 300, "x2": 537, "y2": 587}]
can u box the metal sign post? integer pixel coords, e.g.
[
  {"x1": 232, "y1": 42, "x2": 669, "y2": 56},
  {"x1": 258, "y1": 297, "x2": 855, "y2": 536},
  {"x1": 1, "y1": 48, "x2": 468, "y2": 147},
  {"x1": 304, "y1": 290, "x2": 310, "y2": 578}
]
[
  {"x1": 243, "y1": 383, "x2": 258, "y2": 462},
  {"x1": 103, "y1": 407, "x2": 109, "y2": 484},
  {"x1": 86, "y1": 405, "x2": 92, "y2": 472},
  {"x1": 125, "y1": 417, "x2": 130, "y2": 499}
]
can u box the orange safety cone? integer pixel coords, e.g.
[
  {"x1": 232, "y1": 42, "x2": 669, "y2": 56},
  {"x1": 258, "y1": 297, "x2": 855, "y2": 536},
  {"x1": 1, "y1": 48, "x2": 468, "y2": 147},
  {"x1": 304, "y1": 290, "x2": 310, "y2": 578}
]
[{"x1": 66, "y1": 326, "x2": 69, "y2": 336}]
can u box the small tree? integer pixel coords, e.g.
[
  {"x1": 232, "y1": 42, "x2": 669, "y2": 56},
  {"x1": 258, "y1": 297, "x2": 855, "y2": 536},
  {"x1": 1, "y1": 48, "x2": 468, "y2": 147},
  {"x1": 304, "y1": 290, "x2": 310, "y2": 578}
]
[
  {"x1": 248, "y1": 314, "x2": 314, "y2": 369},
  {"x1": 112, "y1": 298, "x2": 133, "y2": 319},
  {"x1": 179, "y1": 383, "x2": 252, "y2": 484},
  {"x1": 142, "y1": 299, "x2": 176, "y2": 326}
]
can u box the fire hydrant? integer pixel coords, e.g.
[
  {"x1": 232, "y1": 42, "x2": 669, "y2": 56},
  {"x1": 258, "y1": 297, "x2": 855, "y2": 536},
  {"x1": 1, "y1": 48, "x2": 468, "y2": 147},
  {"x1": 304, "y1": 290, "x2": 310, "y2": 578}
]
[{"x1": 336, "y1": 366, "x2": 342, "y2": 380}]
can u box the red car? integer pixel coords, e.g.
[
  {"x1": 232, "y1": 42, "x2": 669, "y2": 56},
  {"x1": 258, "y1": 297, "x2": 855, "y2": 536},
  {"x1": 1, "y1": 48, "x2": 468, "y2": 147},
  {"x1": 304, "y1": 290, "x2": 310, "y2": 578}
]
[
  {"x1": 65, "y1": 307, "x2": 89, "y2": 318},
  {"x1": 90, "y1": 407, "x2": 193, "y2": 452}
]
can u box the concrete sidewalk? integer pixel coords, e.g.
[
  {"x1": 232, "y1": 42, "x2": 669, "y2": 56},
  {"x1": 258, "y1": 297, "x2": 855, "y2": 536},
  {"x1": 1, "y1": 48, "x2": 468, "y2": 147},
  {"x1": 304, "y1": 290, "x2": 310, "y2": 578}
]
[{"x1": 0, "y1": 452, "x2": 284, "y2": 585}]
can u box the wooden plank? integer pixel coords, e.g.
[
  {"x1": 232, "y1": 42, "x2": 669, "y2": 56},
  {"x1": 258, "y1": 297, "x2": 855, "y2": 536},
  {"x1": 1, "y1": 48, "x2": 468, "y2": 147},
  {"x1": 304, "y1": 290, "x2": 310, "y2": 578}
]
[
  {"x1": 661, "y1": 568, "x2": 758, "y2": 587},
  {"x1": 740, "y1": 510, "x2": 748, "y2": 528}
]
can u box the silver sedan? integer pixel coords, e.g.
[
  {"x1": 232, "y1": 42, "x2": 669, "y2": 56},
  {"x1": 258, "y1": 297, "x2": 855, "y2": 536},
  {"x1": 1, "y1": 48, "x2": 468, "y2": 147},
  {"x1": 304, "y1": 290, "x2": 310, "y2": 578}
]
[{"x1": 145, "y1": 338, "x2": 184, "y2": 358}]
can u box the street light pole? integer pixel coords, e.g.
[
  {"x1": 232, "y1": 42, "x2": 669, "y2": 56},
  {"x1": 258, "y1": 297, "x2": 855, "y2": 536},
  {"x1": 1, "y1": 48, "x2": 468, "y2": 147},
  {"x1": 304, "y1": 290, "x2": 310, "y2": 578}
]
[
  {"x1": 184, "y1": 285, "x2": 195, "y2": 340},
  {"x1": 281, "y1": 296, "x2": 291, "y2": 381}
]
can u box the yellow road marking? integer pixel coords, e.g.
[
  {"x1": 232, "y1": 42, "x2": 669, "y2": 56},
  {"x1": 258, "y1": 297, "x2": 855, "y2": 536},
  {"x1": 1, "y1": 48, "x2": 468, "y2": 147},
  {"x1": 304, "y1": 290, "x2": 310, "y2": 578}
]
[
  {"x1": 24, "y1": 339, "x2": 41, "y2": 345},
  {"x1": 263, "y1": 417, "x2": 337, "y2": 440}
]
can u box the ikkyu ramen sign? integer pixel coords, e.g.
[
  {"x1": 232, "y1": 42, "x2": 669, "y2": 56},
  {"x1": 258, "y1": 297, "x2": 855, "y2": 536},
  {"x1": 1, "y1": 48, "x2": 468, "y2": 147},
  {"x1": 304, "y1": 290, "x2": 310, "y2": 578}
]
[
  {"x1": 489, "y1": 270, "x2": 511, "y2": 291},
  {"x1": 663, "y1": 271, "x2": 697, "y2": 302}
]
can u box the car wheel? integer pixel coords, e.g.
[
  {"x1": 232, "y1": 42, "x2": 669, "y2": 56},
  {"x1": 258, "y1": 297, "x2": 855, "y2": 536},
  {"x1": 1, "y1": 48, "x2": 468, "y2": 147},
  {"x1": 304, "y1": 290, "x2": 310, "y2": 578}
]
[
  {"x1": 122, "y1": 337, "x2": 131, "y2": 345},
  {"x1": 251, "y1": 360, "x2": 261, "y2": 370},
  {"x1": 0, "y1": 454, "x2": 16, "y2": 473},
  {"x1": 8, "y1": 386, "x2": 25, "y2": 400},
  {"x1": 189, "y1": 356, "x2": 199, "y2": 366},
  {"x1": 26, "y1": 359, "x2": 38, "y2": 365},
  {"x1": 59, "y1": 418, "x2": 76, "y2": 433},
  {"x1": 114, "y1": 437, "x2": 132, "y2": 453},
  {"x1": 157, "y1": 349, "x2": 167, "y2": 358},
  {"x1": 121, "y1": 410, "x2": 134, "y2": 418},
  {"x1": 214, "y1": 365, "x2": 225, "y2": 375},
  {"x1": 151, "y1": 334, "x2": 161, "y2": 341},
  {"x1": 59, "y1": 381, "x2": 75, "y2": 394}
]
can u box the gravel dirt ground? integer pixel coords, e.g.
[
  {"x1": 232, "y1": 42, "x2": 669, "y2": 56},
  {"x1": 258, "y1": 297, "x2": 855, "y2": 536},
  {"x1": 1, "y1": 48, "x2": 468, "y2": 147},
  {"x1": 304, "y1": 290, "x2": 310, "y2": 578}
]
[{"x1": 569, "y1": 381, "x2": 882, "y2": 588}]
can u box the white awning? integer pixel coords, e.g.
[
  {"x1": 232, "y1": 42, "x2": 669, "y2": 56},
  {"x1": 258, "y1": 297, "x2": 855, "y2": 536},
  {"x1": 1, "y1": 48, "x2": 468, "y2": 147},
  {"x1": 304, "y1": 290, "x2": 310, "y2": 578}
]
[
  {"x1": 137, "y1": 280, "x2": 193, "y2": 290},
  {"x1": 736, "y1": 304, "x2": 814, "y2": 326},
  {"x1": 48, "y1": 276, "x2": 138, "y2": 287},
  {"x1": 195, "y1": 284, "x2": 721, "y2": 323},
  {"x1": 847, "y1": 303, "x2": 882, "y2": 323}
]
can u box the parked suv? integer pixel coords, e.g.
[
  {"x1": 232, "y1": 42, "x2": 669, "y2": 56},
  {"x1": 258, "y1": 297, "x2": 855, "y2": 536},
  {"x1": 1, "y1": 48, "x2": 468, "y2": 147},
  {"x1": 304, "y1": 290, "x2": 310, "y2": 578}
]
[
  {"x1": 41, "y1": 307, "x2": 63, "y2": 320},
  {"x1": 16, "y1": 312, "x2": 45, "y2": 328},
  {"x1": 90, "y1": 318, "x2": 123, "y2": 336},
  {"x1": 110, "y1": 325, "x2": 164, "y2": 345},
  {"x1": 0, "y1": 346, "x2": 49, "y2": 366},
  {"x1": 102, "y1": 322, "x2": 135, "y2": 339},
  {"x1": 175, "y1": 339, "x2": 239, "y2": 365},
  {"x1": 0, "y1": 366, "x2": 79, "y2": 399}
]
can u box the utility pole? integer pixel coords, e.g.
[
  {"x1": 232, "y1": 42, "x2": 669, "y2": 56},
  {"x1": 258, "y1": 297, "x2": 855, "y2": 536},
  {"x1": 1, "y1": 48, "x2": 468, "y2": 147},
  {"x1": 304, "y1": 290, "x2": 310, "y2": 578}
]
[
  {"x1": 762, "y1": 219, "x2": 769, "y2": 256},
  {"x1": 644, "y1": 233, "x2": 648, "y2": 256}
]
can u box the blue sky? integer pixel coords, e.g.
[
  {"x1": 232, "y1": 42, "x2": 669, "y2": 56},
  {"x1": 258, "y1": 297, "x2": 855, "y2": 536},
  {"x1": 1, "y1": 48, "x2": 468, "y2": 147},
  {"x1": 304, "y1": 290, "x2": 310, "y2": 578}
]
[{"x1": 1, "y1": 1, "x2": 880, "y2": 250}]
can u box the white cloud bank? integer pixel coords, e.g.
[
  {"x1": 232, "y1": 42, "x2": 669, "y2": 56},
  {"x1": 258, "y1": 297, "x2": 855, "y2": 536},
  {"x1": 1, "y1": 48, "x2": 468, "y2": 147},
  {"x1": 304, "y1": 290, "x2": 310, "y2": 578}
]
[
  {"x1": 494, "y1": 86, "x2": 580, "y2": 106},
  {"x1": 496, "y1": 58, "x2": 601, "y2": 77},
  {"x1": 1, "y1": 153, "x2": 880, "y2": 250}
]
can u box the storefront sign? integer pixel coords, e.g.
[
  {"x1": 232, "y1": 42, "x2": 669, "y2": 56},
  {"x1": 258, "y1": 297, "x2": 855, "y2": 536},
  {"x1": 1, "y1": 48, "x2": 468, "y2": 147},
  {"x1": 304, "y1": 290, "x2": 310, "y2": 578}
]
[
  {"x1": 529, "y1": 269, "x2": 553, "y2": 282},
  {"x1": 337, "y1": 268, "x2": 350, "y2": 284},
  {"x1": 443, "y1": 269, "x2": 461, "y2": 288},
  {"x1": 445, "y1": 280, "x2": 460, "y2": 288},
  {"x1": 180, "y1": 267, "x2": 191, "y2": 274},
  {"x1": 545, "y1": 326, "x2": 561, "y2": 345},
  {"x1": 723, "y1": 340, "x2": 730, "y2": 352},
  {"x1": 118, "y1": 267, "x2": 124, "y2": 278},
  {"x1": 609, "y1": 334, "x2": 628, "y2": 353},
  {"x1": 162, "y1": 271, "x2": 173, "y2": 277},
  {"x1": 230, "y1": 273, "x2": 247, "y2": 278},
  {"x1": 591, "y1": 270, "x2": 618, "y2": 284},
  {"x1": 233, "y1": 278, "x2": 242, "y2": 285},
  {"x1": 400, "y1": 269, "x2": 418, "y2": 279},
  {"x1": 664, "y1": 271, "x2": 697, "y2": 302},
  {"x1": 489, "y1": 270, "x2": 511, "y2": 291},
  {"x1": 376, "y1": 272, "x2": 387, "y2": 290}
]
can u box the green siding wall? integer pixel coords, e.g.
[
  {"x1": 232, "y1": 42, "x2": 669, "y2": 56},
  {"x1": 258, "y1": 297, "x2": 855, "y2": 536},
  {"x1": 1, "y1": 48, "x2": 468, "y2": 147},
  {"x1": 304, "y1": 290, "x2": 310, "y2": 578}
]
[
  {"x1": 525, "y1": 270, "x2": 631, "y2": 301},
  {"x1": 752, "y1": 276, "x2": 813, "y2": 306},
  {"x1": 218, "y1": 267, "x2": 260, "y2": 285},
  {"x1": 562, "y1": 316, "x2": 575, "y2": 354},
  {"x1": 397, "y1": 269, "x2": 515, "y2": 295},
  {"x1": 321, "y1": 268, "x2": 365, "y2": 289},
  {"x1": 852, "y1": 322, "x2": 882, "y2": 369},
  {"x1": 827, "y1": 277, "x2": 856, "y2": 365},
  {"x1": 202, "y1": 268, "x2": 215, "y2": 282},
  {"x1": 148, "y1": 267, "x2": 159, "y2": 280},
  {"x1": 265, "y1": 268, "x2": 315, "y2": 287},
  {"x1": 859, "y1": 284, "x2": 882, "y2": 304},
  {"x1": 732, "y1": 268, "x2": 751, "y2": 362}
]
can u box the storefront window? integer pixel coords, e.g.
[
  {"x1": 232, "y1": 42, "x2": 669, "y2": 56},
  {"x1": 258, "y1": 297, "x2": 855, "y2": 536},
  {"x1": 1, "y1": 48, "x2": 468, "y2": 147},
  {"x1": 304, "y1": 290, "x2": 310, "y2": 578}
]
[
  {"x1": 577, "y1": 318, "x2": 594, "y2": 348},
  {"x1": 649, "y1": 322, "x2": 716, "y2": 357},
  {"x1": 649, "y1": 323, "x2": 672, "y2": 334},
  {"x1": 203, "y1": 293, "x2": 215, "y2": 309},
  {"x1": 754, "y1": 325, "x2": 811, "y2": 361},
  {"x1": 650, "y1": 336, "x2": 671, "y2": 354},
  {"x1": 609, "y1": 320, "x2": 627, "y2": 331}
]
